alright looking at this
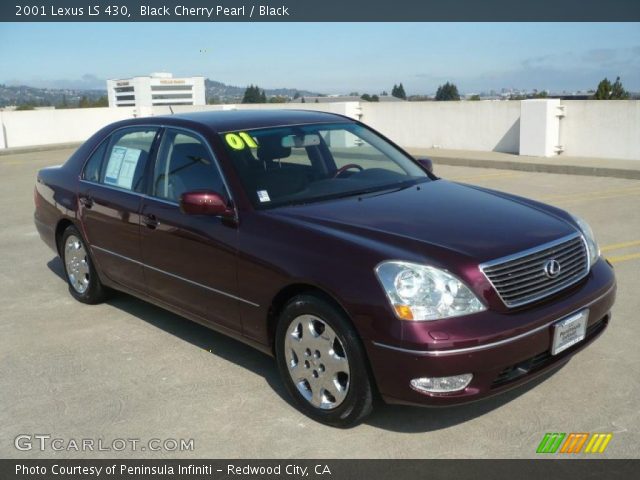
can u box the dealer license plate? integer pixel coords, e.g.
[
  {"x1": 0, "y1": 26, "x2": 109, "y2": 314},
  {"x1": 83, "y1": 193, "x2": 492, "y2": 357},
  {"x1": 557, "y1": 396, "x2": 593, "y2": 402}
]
[{"x1": 551, "y1": 310, "x2": 588, "y2": 356}]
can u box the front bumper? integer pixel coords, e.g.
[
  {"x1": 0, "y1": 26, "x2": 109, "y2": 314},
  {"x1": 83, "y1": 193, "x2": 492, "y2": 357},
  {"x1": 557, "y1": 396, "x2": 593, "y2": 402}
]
[{"x1": 365, "y1": 259, "x2": 616, "y2": 406}]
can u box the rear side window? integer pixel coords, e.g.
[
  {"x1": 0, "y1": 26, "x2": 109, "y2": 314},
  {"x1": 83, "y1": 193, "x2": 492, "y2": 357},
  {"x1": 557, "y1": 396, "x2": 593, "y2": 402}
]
[
  {"x1": 101, "y1": 128, "x2": 158, "y2": 192},
  {"x1": 152, "y1": 129, "x2": 226, "y2": 202},
  {"x1": 82, "y1": 140, "x2": 107, "y2": 182}
]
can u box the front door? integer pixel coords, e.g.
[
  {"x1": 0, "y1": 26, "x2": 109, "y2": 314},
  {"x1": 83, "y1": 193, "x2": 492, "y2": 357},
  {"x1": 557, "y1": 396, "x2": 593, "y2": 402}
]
[
  {"x1": 139, "y1": 128, "x2": 242, "y2": 331},
  {"x1": 79, "y1": 127, "x2": 159, "y2": 294}
]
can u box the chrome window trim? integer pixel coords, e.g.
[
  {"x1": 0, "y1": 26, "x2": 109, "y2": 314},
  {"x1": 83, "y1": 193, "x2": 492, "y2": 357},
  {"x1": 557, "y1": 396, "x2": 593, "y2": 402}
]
[
  {"x1": 78, "y1": 123, "x2": 235, "y2": 210},
  {"x1": 91, "y1": 245, "x2": 259, "y2": 307},
  {"x1": 79, "y1": 178, "x2": 151, "y2": 198},
  {"x1": 151, "y1": 125, "x2": 235, "y2": 208},
  {"x1": 371, "y1": 283, "x2": 614, "y2": 357},
  {"x1": 79, "y1": 179, "x2": 180, "y2": 206},
  {"x1": 79, "y1": 124, "x2": 162, "y2": 186},
  {"x1": 479, "y1": 232, "x2": 589, "y2": 308}
]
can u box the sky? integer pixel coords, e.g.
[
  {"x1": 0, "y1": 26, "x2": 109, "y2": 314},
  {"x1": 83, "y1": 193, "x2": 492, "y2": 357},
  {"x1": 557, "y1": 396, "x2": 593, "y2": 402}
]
[{"x1": 1, "y1": 22, "x2": 639, "y2": 94}]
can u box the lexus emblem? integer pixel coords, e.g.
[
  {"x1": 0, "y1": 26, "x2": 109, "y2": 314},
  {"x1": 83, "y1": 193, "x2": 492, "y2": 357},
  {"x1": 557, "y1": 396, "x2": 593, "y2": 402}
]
[{"x1": 543, "y1": 259, "x2": 562, "y2": 278}]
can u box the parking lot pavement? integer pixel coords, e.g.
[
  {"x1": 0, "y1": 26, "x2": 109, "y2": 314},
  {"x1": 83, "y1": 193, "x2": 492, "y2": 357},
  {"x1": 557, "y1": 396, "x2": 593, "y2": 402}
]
[{"x1": 1, "y1": 149, "x2": 638, "y2": 459}]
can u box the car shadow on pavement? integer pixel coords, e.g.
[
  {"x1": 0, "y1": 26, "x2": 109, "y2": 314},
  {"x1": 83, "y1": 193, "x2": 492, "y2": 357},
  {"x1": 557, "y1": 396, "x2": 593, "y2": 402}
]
[
  {"x1": 47, "y1": 256, "x2": 568, "y2": 433},
  {"x1": 47, "y1": 257, "x2": 291, "y2": 403}
]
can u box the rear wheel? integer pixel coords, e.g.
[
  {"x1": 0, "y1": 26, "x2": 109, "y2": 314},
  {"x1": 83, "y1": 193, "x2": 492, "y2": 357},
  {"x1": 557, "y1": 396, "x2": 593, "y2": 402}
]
[
  {"x1": 61, "y1": 225, "x2": 110, "y2": 304},
  {"x1": 275, "y1": 294, "x2": 374, "y2": 427}
]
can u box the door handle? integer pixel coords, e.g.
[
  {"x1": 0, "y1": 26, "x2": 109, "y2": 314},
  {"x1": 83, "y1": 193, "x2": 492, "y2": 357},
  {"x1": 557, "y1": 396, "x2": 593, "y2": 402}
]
[
  {"x1": 79, "y1": 196, "x2": 94, "y2": 208},
  {"x1": 142, "y1": 214, "x2": 159, "y2": 229}
]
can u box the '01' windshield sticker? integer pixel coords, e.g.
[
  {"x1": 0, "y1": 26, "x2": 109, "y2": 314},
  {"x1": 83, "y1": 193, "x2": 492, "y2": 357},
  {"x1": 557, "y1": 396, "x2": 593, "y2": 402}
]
[
  {"x1": 257, "y1": 190, "x2": 271, "y2": 203},
  {"x1": 225, "y1": 132, "x2": 258, "y2": 150}
]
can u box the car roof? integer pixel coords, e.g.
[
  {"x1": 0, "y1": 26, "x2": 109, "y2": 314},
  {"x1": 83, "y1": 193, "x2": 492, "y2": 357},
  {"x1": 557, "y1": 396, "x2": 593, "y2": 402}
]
[{"x1": 148, "y1": 109, "x2": 353, "y2": 133}]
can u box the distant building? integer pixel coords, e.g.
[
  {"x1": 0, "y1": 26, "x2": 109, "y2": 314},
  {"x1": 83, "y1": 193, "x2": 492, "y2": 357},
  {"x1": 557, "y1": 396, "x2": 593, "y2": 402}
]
[
  {"x1": 547, "y1": 93, "x2": 593, "y2": 100},
  {"x1": 290, "y1": 95, "x2": 405, "y2": 103},
  {"x1": 106, "y1": 72, "x2": 205, "y2": 108}
]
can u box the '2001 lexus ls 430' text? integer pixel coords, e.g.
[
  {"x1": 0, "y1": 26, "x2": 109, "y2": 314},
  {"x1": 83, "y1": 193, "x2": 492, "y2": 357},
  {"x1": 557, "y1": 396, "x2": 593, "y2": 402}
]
[{"x1": 34, "y1": 110, "x2": 616, "y2": 427}]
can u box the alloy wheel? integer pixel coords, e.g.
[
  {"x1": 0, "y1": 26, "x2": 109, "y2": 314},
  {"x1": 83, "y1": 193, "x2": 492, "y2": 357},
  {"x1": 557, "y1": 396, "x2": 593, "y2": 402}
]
[
  {"x1": 64, "y1": 235, "x2": 90, "y2": 294},
  {"x1": 284, "y1": 314, "x2": 350, "y2": 409}
]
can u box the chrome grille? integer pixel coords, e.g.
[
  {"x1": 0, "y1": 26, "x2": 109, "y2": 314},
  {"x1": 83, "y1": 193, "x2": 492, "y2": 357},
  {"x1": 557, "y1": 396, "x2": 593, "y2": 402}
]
[{"x1": 480, "y1": 234, "x2": 589, "y2": 308}]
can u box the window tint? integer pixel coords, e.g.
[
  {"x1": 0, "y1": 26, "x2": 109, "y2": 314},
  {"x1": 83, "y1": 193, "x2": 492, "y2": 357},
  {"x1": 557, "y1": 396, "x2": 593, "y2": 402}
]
[
  {"x1": 221, "y1": 123, "x2": 427, "y2": 208},
  {"x1": 321, "y1": 129, "x2": 404, "y2": 174},
  {"x1": 82, "y1": 140, "x2": 107, "y2": 182},
  {"x1": 152, "y1": 130, "x2": 226, "y2": 202},
  {"x1": 101, "y1": 129, "x2": 157, "y2": 192}
]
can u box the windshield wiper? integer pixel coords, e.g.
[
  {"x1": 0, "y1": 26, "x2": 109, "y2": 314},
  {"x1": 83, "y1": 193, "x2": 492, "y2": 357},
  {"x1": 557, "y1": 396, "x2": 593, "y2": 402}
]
[
  {"x1": 271, "y1": 179, "x2": 427, "y2": 208},
  {"x1": 331, "y1": 181, "x2": 418, "y2": 200}
]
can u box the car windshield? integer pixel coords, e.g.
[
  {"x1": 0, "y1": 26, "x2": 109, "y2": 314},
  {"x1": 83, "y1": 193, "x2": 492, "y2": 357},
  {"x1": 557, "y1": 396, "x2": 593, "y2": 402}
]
[{"x1": 219, "y1": 122, "x2": 430, "y2": 208}]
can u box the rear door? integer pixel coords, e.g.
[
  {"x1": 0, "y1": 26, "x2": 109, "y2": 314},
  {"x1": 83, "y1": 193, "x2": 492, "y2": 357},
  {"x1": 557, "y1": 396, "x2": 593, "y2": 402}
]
[
  {"x1": 78, "y1": 127, "x2": 159, "y2": 294},
  {"x1": 139, "y1": 128, "x2": 242, "y2": 331}
]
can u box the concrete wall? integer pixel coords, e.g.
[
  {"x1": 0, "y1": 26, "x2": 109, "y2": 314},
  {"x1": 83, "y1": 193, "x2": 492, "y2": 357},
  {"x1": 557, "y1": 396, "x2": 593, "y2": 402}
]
[
  {"x1": 0, "y1": 103, "x2": 362, "y2": 150},
  {"x1": 0, "y1": 101, "x2": 638, "y2": 161},
  {"x1": 1, "y1": 107, "x2": 134, "y2": 148},
  {"x1": 519, "y1": 99, "x2": 564, "y2": 157},
  {"x1": 559, "y1": 100, "x2": 640, "y2": 160},
  {"x1": 360, "y1": 101, "x2": 521, "y2": 154},
  {"x1": 154, "y1": 101, "x2": 362, "y2": 119}
]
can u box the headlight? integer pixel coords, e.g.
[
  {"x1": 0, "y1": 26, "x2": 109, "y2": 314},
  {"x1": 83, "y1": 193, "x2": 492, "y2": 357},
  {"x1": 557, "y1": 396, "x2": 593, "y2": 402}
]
[
  {"x1": 572, "y1": 215, "x2": 600, "y2": 267},
  {"x1": 375, "y1": 261, "x2": 486, "y2": 321}
]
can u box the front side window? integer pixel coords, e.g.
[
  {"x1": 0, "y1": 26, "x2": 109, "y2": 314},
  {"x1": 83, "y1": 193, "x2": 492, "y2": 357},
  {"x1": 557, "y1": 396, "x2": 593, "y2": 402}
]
[
  {"x1": 219, "y1": 122, "x2": 428, "y2": 208},
  {"x1": 152, "y1": 129, "x2": 226, "y2": 203},
  {"x1": 101, "y1": 128, "x2": 158, "y2": 192}
]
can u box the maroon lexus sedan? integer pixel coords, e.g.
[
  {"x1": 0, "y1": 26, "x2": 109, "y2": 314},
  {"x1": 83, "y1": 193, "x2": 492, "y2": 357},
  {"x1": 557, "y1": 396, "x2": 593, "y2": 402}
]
[{"x1": 34, "y1": 110, "x2": 616, "y2": 427}]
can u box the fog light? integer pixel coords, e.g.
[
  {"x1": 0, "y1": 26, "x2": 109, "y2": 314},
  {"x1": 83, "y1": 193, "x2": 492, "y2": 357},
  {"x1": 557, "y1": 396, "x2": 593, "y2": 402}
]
[{"x1": 410, "y1": 374, "x2": 473, "y2": 394}]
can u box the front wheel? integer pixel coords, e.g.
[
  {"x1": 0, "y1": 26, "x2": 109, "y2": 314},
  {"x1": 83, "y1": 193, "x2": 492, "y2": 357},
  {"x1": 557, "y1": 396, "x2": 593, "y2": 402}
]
[
  {"x1": 275, "y1": 294, "x2": 374, "y2": 427},
  {"x1": 60, "y1": 225, "x2": 110, "y2": 304}
]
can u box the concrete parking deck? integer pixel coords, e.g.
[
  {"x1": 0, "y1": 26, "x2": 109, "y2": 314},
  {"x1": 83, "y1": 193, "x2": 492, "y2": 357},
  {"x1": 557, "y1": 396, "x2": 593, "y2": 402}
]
[
  {"x1": 1, "y1": 147, "x2": 638, "y2": 459},
  {"x1": 4, "y1": 142, "x2": 639, "y2": 179},
  {"x1": 409, "y1": 148, "x2": 640, "y2": 180}
]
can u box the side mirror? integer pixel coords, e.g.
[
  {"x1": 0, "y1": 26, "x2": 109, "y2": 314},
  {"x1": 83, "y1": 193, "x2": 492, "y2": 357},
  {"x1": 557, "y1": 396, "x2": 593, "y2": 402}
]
[
  {"x1": 180, "y1": 191, "x2": 234, "y2": 217},
  {"x1": 416, "y1": 157, "x2": 434, "y2": 174}
]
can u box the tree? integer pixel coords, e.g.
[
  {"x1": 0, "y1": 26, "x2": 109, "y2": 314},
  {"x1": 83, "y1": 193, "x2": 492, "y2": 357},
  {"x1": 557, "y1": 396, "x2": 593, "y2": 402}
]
[
  {"x1": 360, "y1": 93, "x2": 380, "y2": 102},
  {"x1": 469, "y1": 94, "x2": 481, "y2": 101},
  {"x1": 435, "y1": 82, "x2": 460, "y2": 101},
  {"x1": 391, "y1": 83, "x2": 407, "y2": 100},
  {"x1": 77, "y1": 95, "x2": 109, "y2": 108},
  {"x1": 301, "y1": 97, "x2": 306, "y2": 103},
  {"x1": 242, "y1": 84, "x2": 267, "y2": 104},
  {"x1": 594, "y1": 76, "x2": 629, "y2": 100},
  {"x1": 293, "y1": 92, "x2": 301, "y2": 99},
  {"x1": 94, "y1": 95, "x2": 108, "y2": 107}
]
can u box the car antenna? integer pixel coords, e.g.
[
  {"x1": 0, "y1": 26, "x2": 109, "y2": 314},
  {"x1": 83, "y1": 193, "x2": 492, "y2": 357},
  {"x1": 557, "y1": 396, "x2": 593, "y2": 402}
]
[{"x1": 169, "y1": 106, "x2": 174, "y2": 114}]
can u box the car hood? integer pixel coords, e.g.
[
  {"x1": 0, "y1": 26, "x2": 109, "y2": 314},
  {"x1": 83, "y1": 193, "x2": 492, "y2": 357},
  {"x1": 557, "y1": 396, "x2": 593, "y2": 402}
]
[{"x1": 269, "y1": 180, "x2": 578, "y2": 264}]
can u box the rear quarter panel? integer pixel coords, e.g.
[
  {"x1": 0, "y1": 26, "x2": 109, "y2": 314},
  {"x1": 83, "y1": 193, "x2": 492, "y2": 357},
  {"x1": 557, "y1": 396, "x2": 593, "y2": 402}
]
[
  {"x1": 34, "y1": 164, "x2": 80, "y2": 253},
  {"x1": 33, "y1": 122, "x2": 123, "y2": 252}
]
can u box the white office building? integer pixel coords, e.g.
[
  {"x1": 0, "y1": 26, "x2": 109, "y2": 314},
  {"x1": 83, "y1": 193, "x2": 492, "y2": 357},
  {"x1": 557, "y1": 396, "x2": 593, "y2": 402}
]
[{"x1": 106, "y1": 73, "x2": 206, "y2": 108}]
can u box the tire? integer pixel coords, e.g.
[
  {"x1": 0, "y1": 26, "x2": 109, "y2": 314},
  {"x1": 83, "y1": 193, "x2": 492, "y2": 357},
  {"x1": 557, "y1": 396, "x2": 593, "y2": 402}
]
[
  {"x1": 275, "y1": 294, "x2": 374, "y2": 427},
  {"x1": 60, "y1": 225, "x2": 110, "y2": 304}
]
